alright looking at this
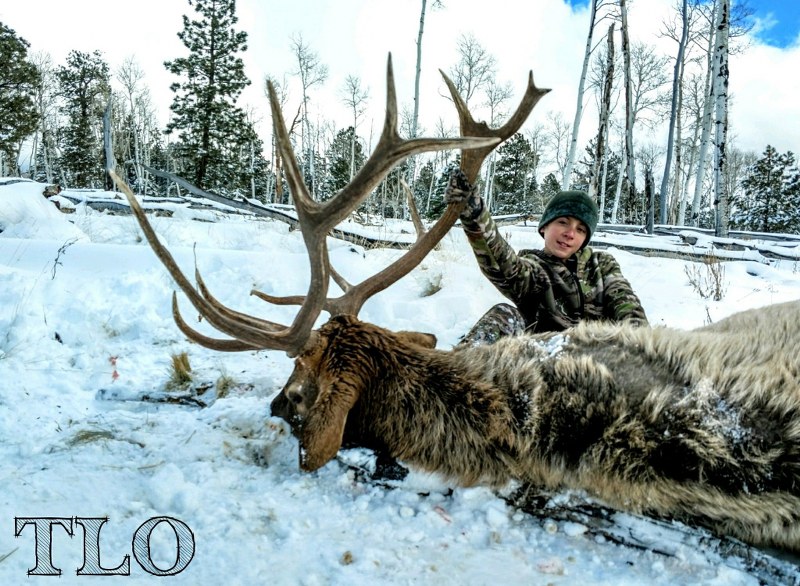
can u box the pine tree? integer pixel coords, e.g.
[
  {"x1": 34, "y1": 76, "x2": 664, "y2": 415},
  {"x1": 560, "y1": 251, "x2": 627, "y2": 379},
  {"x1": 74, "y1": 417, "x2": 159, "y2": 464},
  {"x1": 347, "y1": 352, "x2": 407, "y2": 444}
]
[
  {"x1": 574, "y1": 140, "x2": 598, "y2": 195},
  {"x1": 493, "y1": 133, "x2": 537, "y2": 215},
  {"x1": 324, "y1": 127, "x2": 365, "y2": 201},
  {"x1": 0, "y1": 22, "x2": 41, "y2": 175},
  {"x1": 735, "y1": 146, "x2": 800, "y2": 234},
  {"x1": 57, "y1": 50, "x2": 110, "y2": 188},
  {"x1": 165, "y1": 0, "x2": 254, "y2": 192},
  {"x1": 414, "y1": 160, "x2": 437, "y2": 220},
  {"x1": 420, "y1": 160, "x2": 459, "y2": 221},
  {"x1": 540, "y1": 173, "x2": 561, "y2": 203}
]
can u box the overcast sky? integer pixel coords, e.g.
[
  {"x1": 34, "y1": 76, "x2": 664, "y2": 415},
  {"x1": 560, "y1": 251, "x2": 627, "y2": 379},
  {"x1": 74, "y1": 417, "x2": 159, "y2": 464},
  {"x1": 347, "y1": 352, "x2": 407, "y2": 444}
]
[{"x1": 2, "y1": 0, "x2": 799, "y2": 159}]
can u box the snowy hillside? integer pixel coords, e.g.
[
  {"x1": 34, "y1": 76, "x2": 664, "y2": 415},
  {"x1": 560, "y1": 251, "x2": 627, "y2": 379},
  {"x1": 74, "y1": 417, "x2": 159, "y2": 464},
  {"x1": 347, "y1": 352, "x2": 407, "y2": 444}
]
[{"x1": 1, "y1": 178, "x2": 799, "y2": 585}]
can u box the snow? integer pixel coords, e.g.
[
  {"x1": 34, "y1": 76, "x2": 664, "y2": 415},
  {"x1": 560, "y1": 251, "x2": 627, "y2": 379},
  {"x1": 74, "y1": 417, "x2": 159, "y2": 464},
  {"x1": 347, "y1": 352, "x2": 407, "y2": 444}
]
[{"x1": 2, "y1": 177, "x2": 800, "y2": 584}]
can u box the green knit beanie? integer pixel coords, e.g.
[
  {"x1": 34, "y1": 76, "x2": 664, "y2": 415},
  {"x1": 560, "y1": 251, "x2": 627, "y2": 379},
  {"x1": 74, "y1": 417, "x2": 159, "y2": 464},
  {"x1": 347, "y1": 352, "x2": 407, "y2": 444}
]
[{"x1": 538, "y1": 190, "x2": 599, "y2": 246}]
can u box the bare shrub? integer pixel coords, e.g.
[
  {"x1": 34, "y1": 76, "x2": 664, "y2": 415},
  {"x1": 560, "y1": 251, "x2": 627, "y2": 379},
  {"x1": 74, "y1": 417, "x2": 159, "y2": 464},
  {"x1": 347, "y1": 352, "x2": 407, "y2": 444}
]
[{"x1": 684, "y1": 254, "x2": 728, "y2": 301}]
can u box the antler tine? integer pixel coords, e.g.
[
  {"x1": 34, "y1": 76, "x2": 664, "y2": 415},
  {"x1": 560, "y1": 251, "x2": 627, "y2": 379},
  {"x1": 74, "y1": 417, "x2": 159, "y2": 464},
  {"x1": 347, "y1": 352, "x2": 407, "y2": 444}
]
[
  {"x1": 194, "y1": 269, "x2": 286, "y2": 333},
  {"x1": 170, "y1": 293, "x2": 258, "y2": 352},
  {"x1": 440, "y1": 69, "x2": 551, "y2": 183},
  {"x1": 111, "y1": 170, "x2": 312, "y2": 354},
  {"x1": 266, "y1": 79, "x2": 332, "y2": 354}
]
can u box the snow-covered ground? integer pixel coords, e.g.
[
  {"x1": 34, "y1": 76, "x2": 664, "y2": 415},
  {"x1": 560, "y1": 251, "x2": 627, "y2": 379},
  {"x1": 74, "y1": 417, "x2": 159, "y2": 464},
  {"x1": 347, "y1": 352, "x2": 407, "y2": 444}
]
[{"x1": 1, "y1": 178, "x2": 799, "y2": 585}]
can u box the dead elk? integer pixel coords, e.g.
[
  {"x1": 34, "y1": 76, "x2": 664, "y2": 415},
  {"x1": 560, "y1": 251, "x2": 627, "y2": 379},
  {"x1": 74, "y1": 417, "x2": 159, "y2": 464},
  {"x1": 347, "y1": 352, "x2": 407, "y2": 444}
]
[
  {"x1": 271, "y1": 308, "x2": 800, "y2": 554},
  {"x1": 110, "y1": 55, "x2": 800, "y2": 554}
]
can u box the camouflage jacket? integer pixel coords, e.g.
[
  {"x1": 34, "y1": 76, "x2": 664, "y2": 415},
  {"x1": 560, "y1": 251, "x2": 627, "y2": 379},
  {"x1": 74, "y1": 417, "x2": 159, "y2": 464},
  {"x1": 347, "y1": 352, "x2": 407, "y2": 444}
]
[{"x1": 461, "y1": 208, "x2": 648, "y2": 333}]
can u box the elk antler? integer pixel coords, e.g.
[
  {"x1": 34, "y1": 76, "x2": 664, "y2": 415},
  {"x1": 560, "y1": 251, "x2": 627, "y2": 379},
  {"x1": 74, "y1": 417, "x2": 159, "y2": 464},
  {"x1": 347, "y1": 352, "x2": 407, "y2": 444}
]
[
  {"x1": 113, "y1": 53, "x2": 516, "y2": 356},
  {"x1": 253, "y1": 65, "x2": 550, "y2": 318}
]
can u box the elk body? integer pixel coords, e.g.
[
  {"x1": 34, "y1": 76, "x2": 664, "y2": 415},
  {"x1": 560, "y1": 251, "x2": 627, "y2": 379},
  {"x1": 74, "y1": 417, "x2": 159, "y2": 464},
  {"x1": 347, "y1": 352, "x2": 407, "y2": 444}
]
[
  {"x1": 271, "y1": 304, "x2": 800, "y2": 553},
  {"x1": 112, "y1": 55, "x2": 799, "y2": 554}
]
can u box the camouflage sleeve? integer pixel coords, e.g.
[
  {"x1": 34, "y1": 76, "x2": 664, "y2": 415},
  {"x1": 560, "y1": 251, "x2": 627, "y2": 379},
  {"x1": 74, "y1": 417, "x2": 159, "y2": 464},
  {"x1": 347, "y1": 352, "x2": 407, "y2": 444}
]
[
  {"x1": 460, "y1": 206, "x2": 545, "y2": 304},
  {"x1": 597, "y1": 252, "x2": 649, "y2": 326}
]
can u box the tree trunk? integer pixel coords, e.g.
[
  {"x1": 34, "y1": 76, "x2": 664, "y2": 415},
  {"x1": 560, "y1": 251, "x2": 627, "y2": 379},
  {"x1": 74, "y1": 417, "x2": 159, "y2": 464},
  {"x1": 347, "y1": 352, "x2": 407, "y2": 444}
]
[
  {"x1": 669, "y1": 81, "x2": 685, "y2": 224},
  {"x1": 41, "y1": 127, "x2": 53, "y2": 185},
  {"x1": 590, "y1": 23, "x2": 615, "y2": 202},
  {"x1": 689, "y1": 14, "x2": 718, "y2": 226},
  {"x1": 250, "y1": 139, "x2": 257, "y2": 201},
  {"x1": 659, "y1": 0, "x2": 689, "y2": 225},
  {"x1": 563, "y1": 0, "x2": 598, "y2": 190},
  {"x1": 412, "y1": 0, "x2": 427, "y2": 140},
  {"x1": 645, "y1": 166, "x2": 655, "y2": 233},
  {"x1": 620, "y1": 0, "x2": 636, "y2": 216},
  {"x1": 611, "y1": 137, "x2": 625, "y2": 224},
  {"x1": 599, "y1": 132, "x2": 611, "y2": 221},
  {"x1": 712, "y1": 0, "x2": 730, "y2": 238},
  {"x1": 103, "y1": 98, "x2": 116, "y2": 191},
  {"x1": 677, "y1": 92, "x2": 703, "y2": 226},
  {"x1": 349, "y1": 131, "x2": 356, "y2": 182}
]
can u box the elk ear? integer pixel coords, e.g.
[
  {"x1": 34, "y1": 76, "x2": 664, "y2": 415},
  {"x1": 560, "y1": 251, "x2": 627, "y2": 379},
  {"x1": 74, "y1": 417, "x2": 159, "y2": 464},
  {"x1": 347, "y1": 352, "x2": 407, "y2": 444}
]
[
  {"x1": 397, "y1": 330, "x2": 437, "y2": 349},
  {"x1": 299, "y1": 375, "x2": 362, "y2": 471}
]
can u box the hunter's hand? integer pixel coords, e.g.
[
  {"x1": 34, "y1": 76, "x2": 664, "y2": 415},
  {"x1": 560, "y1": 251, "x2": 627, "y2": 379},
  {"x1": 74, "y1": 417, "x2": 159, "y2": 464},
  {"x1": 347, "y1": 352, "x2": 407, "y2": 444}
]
[{"x1": 444, "y1": 170, "x2": 483, "y2": 221}]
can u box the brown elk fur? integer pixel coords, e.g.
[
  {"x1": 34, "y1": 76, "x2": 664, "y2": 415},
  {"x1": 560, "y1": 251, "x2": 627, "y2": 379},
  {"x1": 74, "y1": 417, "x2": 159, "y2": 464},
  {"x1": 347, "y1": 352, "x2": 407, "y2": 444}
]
[{"x1": 271, "y1": 300, "x2": 800, "y2": 553}]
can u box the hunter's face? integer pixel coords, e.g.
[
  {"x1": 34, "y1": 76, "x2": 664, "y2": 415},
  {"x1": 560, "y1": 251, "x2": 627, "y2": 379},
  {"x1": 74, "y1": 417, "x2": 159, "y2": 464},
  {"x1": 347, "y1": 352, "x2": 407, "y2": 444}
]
[{"x1": 542, "y1": 216, "x2": 587, "y2": 259}]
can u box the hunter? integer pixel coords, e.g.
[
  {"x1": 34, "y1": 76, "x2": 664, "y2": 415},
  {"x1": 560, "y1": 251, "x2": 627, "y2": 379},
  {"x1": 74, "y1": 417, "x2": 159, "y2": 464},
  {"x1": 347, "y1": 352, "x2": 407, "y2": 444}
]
[{"x1": 445, "y1": 170, "x2": 648, "y2": 345}]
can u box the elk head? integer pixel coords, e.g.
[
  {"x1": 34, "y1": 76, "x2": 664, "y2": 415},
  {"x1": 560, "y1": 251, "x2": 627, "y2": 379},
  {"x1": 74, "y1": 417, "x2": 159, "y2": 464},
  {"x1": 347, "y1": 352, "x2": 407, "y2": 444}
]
[{"x1": 112, "y1": 54, "x2": 549, "y2": 470}]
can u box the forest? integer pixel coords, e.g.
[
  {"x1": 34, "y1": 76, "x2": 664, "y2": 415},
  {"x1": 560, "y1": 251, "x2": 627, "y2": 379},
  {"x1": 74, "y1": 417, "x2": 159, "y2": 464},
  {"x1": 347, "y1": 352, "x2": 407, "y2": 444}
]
[{"x1": 1, "y1": 0, "x2": 799, "y2": 236}]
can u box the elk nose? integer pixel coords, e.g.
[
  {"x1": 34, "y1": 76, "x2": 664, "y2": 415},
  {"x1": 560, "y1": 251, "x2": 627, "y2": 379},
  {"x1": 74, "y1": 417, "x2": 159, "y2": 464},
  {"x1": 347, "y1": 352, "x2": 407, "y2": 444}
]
[{"x1": 287, "y1": 389, "x2": 304, "y2": 405}]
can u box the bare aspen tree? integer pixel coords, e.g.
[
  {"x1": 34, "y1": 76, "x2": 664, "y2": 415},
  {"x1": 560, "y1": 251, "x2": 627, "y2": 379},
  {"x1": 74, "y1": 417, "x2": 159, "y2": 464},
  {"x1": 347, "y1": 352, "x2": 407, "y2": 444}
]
[
  {"x1": 688, "y1": 7, "x2": 717, "y2": 226},
  {"x1": 103, "y1": 98, "x2": 116, "y2": 190},
  {"x1": 590, "y1": 23, "x2": 615, "y2": 206},
  {"x1": 629, "y1": 44, "x2": 671, "y2": 124},
  {"x1": 599, "y1": 130, "x2": 612, "y2": 219},
  {"x1": 659, "y1": 0, "x2": 689, "y2": 225},
  {"x1": 291, "y1": 34, "x2": 328, "y2": 199},
  {"x1": 340, "y1": 75, "x2": 369, "y2": 180},
  {"x1": 407, "y1": 0, "x2": 443, "y2": 189},
  {"x1": 448, "y1": 33, "x2": 497, "y2": 209},
  {"x1": 607, "y1": 41, "x2": 670, "y2": 226},
  {"x1": 712, "y1": 0, "x2": 730, "y2": 237},
  {"x1": 481, "y1": 78, "x2": 513, "y2": 211},
  {"x1": 682, "y1": 0, "x2": 751, "y2": 226},
  {"x1": 645, "y1": 165, "x2": 655, "y2": 233},
  {"x1": 676, "y1": 72, "x2": 705, "y2": 225},
  {"x1": 668, "y1": 86, "x2": 687, "y2": 224},
  {"x1": 563, "y1": 0, "x2": 611, "y2": 190},
  {"x1": 661, "y1": 1, "x2": 715, "y2": 225},
  {"x1": 723, "y1": 147, "x2": 756, "y2": 216},
  {"x1": 544, "y1": 111, "x2": 572, "y2": 182},
  {"x1": 448, "y1": 33, "x2": 496, "y2": 108},
  {"x1": 610, "y1": 132, "x2": 625, "y2": 223},
  {"x1": 666, "y1": 74, "x2": 688, "y2": 225},
  {"x1": 412, "y1": 0, "x2": 443, "y2": 140},
  {"x1": 620, "y1": 0, "x2": 636, "y2": 223},
  {"x1": 139, "y1": 104, "x2": 160, "y2": 195},
  {"x1": 413, "y1": 0, "x2": 428, "y2": 141},
  {"x1": 116, "y1": 57, "x2": 151, "y2": 191},
  {"x1": 28, "y1": 51, "x2": 58, "y2": 183}
]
